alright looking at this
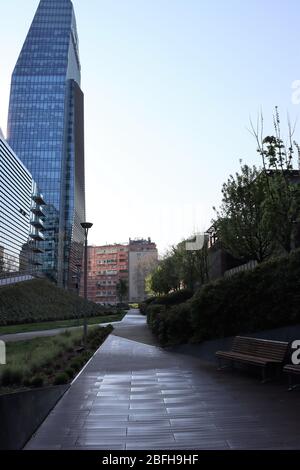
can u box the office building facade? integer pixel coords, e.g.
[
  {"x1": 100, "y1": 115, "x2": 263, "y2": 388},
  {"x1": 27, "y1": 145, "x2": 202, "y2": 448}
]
[
  {"x1": 0, "y1": 135, "x2": 45, "y2": 280},
  {"x1": 7, "y1": 0, "x2": 85, "y2": 288}
]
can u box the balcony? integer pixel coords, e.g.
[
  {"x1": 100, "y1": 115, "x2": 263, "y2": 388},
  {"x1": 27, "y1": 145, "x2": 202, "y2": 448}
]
[
  {"x1": 31, "y1": 217, "x2": 45, "y2": 230},
  {"x1": 33, "y1": 260, "x2": 43, "y2": 266},
  {"x1": 32, "y1": 246, "x2": 44, "y2": 254},
  {"x1": 32, "y1": 193, "x2": 46, "y2": 205},
  {"x1": 31, "y1": 206, "x2": 45, "y2": 217},
  {"x1": 30, "y1": 231, "x2": 45, "y2": 242}
]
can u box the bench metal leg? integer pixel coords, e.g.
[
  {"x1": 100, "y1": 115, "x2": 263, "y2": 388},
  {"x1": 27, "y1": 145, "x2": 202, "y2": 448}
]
[
  {"x1": 217, "y1": 357, "x2": 224, "y2": 370},
  {"x1": 288, "y1": 373, "x2": 293, "y2": 391},
  {"x1": 217, "y1": 358, "x2": 231, "y2": 371},
  {"x1": 288, "y1": 374, "x2": 300, "y2": 391}
]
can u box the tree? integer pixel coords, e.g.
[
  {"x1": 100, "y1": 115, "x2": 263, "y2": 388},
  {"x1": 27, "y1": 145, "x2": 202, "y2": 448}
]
[
  {"x1": 148, "y1": 239, "x2": 209, "y2": 295},
  {"x1": 149, "y1": 254, "x2": 181, "y2": 295},
  {"x1": 214, "y1": 164, "x2": 273, "y2": 263},
  {"x1": 250, "y1": 108, "x2": 300, "y2": 254},
  {"x1": 133, "y1": 254, "x2": 159, "y2": 300},
  {"x1": 116, "y1": 279, "x2": 128, "y2": 303},
  {"x1": 172, "y1": 240, "x2": 209, "y2": 291}
]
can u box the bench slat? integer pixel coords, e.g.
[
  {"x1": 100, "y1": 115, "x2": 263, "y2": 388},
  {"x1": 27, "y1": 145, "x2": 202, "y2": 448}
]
[
  {"x1": 230, "y1": 336, "x2": 288, "y2": 362},
  {"x1": 216, "y1": 336, "x2": 289, "y2": 381}
]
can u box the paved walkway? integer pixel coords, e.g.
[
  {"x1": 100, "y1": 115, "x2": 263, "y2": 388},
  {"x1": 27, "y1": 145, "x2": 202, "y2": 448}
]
[
  {"x1": 25, "y1": 310, "x2": 300, "y2": 450},
  {"x1": 0, "y1": 322, "x2": 122, "y2": 344}
]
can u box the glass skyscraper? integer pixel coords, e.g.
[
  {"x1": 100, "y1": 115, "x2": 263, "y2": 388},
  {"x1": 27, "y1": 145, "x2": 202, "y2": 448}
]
[{"x1": 7, "y1": 0, "x2": 85, "y2": 288}]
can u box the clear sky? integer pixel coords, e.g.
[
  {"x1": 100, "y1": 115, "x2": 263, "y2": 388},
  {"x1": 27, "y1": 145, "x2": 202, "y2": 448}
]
[{"x1": 1, "y1": 0, "x2": 300, "y2": 254}]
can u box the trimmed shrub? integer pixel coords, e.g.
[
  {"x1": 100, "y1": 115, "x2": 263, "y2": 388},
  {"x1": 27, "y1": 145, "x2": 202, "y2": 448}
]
[
  {"x1": 141, "y1": 289, "x2": 193, "y2": 316},
  {"x1": 30, "y1": 375, "x2": 44, "y2": 388},
  {"x1": 65, "y1": 368, "x2": 76, "y2": 379},
  {"x1": 147, "y1": 302, "x2": 193, "y2": 346},
  {"x1": 139, "y1": 296, "x2": 157, "y2": 315},
  {"x1": 190, "y1": 250, "x2": 300, "y2": 342},
  {"x1": 152, "y1": 289, "x2": 193, "y2": 307},
  {"x1": 69, "y1": 359, "x2": 81, "y2": 372},
  {"x1": 53, "y1": 372, "x2": 69, "y2": 385},
  {"x1": 0, "y1": 279, "x2": 119, "y2": 326},
  {"x1": 147, "y1": 250, "x2": 300, "y2": 346},
  {"x1": 0, "y1": 368, "x2": 23, "y2": 386}
]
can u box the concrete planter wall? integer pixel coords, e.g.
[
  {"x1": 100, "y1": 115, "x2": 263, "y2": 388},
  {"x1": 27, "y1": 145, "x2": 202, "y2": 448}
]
[
  {"x1": 0, "y1": 384, "x2": 69, "y2": 450},
  {"x1": 168, "y1": 324, "x2": 300, "y2": 365}
]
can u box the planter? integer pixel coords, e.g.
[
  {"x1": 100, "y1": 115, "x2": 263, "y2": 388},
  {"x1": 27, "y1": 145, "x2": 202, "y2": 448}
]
[
  {"x1": 168, "y1": 323, "x2": 300, "y2": 365},
  {"x1": 0, "y1": 384, "x2": 69, "y2": 450}
]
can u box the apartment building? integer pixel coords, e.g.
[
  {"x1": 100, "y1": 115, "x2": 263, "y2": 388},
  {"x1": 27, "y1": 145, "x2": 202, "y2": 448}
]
[{"x1": 84, "y1": 244, "x2": 129, "y2": 304}]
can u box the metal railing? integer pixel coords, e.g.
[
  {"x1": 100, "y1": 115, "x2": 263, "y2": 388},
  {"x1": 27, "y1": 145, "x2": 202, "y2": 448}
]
[{"x1": 224, "y1": 260, "x2": 258, "y2": 278}]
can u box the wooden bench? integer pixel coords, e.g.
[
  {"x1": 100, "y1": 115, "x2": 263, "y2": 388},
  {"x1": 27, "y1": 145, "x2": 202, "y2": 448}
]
[
  {"x1": 216, "y1": 336, "x2": 289, "y2": 382},
  {"x1": 284, "y1": 365, "x2": 300, "y2": 391}
]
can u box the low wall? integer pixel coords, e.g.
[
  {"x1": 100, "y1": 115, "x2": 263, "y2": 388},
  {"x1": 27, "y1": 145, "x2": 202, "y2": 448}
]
[
  {"x1": 0, "y1": 384, "x2": 69, "y2": 450},
  {"x1": 168, "y1": 324, "x2": 300, "y2": 365}
]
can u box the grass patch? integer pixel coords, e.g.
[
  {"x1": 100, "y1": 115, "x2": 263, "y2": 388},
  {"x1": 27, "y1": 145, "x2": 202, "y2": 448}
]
[
  {"x1": 0, "y1": 325, "x2": 113, "y2": 394},
  {"x1": 0, "y1": 312, "x2": 125, "y2": 335},
  {"x1": 0, "y1": 279, "x2": 123, "y2": 326}
]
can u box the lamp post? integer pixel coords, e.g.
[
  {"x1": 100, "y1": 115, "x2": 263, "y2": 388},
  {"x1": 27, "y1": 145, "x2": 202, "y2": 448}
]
[
  {"x1": 75, "y1": 263, "x2": 82, "y2": 326},
  {"x1": 75, "y1": 263, "x2": 82, "y2": 295},
  {"x1": 81, "y1": 222, "x2": 93, "y2": 347}
]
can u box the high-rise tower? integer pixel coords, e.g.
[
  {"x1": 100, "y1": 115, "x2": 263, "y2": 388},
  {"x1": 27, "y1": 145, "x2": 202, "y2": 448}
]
[{"x1": 7, "y1": 0, "x2": 85, "y2": 288}]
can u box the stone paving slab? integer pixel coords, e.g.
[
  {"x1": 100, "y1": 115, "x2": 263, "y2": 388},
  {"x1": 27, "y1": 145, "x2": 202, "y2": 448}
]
[{"x1": 25, "y1": 310, "x2": 300, "y2": 450}]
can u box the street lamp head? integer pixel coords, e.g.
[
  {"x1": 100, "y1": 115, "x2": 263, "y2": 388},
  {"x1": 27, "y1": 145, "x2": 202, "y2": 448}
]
[{"x1": 81, "y1": 222, "x2": 93, "y2": 230}]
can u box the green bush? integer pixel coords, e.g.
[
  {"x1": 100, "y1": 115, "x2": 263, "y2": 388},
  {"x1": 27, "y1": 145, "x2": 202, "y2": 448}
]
[
  {"x1": 147, "y1": 250, "x2": 300, "y2": 346},
  {"x1": 147, "y1": 302, "x2": 193, "y2": 346},
  {"x1": 0, "y1": 324, "x2": 113, "y2": 393},
  {"x1": 152, "y1": 289, "x2": 193, "y2": 306},
  {"x1": 141, "y1": 289, "x2": 193, "y2": 316},
  {"x1": 53, "y1": 372, "x2": 69, "y2": 385},
  {"x1": 190, "y1": 250, "x2": 300, "y2": 342},
  {"x1": 0, "y1": 279, "x2": 115, "y2": 326},
  {"x1": 65, "y1": 368, "x2": 76, "y2": 379},
  {"x1": 29, "y1": 375, "x2": 44, "y2": 388},
  {"x1": 139, "y1": 297, "x2": 157, "y2": 315},
  {"x1": 0, "y1": 368, "x2": 23, "y2": 386},
  {"x1": 146, "y1": 304, "x2": 166, "y2": 335}
]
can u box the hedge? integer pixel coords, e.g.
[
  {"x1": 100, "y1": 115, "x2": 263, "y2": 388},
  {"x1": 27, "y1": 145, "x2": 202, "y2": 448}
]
[
  {"x1": 0, "y1": 279, "x2": 115, "y2": 326},
  {"x1": 145, "y1": 250, "x2": 300, "y2": 346},
  {"x1": 147, "y1": 302, "x2": 193, "y2": 346},
  {"x1": 140, "y1": 289, "x2": 193, "y2": 315}
]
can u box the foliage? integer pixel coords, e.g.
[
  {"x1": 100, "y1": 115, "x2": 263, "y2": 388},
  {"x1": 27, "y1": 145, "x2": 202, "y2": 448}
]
[
  {"x1": 152, "y1": 288, "x2": 193, "y2": 306},
  {"x1": 148, "y1": 239, "x2": 209, "y2": 296},
  {"x1": 0, "y1": 325, "x2": 113, "y2": 391},
  {"x1": 0, "y1": 279, "x2": 119, "y2": 326},
  {"x1": 214, "y1": 164, "x2": 273, "y2": 263},
  {"x1": 147, "y1": 302, "x2": 193, "y2": 346},
  {"x1": 251, "y1": 107, "x2": 300, "y2": 254},
  {"x1": 116, "y1": 279, "x2": 128, "y2": 303},
  {"x1": 53, "y1": 372, "x2": 69, "y2": 385},
  {"x1": 149, "y1": 255, "x2": 181, "y2": 295},
  {"x1": 140, "y1": 289, "x2": 193, "y2": 315},
  {"x1": 146, "y1": 249, "x2": 300, "y2": 346},
  {"x1": 174, "y1": 240, "x2": 209, "y2": 291}
]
